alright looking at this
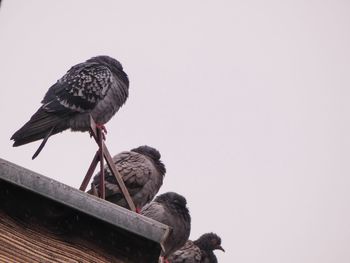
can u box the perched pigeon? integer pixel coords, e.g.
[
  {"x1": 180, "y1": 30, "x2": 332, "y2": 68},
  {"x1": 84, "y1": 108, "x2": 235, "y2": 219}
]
[
  {"x1": 141, "y1": 192, "x2": 191, "y2": 260},
  {"x1": 11, "y1": 55, "x2": 129, "y2": 159},
  {"x1": 168, "y1": 233, "x2": 224, "y2": 263},
  {"x1": 88, "y1": 145, "x2": 166, "y2": 212}
]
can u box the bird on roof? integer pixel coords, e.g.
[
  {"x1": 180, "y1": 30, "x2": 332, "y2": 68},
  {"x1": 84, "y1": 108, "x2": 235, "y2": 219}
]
[
  {"x1": 141, "y1": 192, "x2": 191, "y2": 262},
  {"x1": 88, "y1": 145, "x2": 166, "y2": 212},
  {"x1": 11, "y1": 55, "x2": 129, "y2": 159},
  {"x1": 168, "y1": 232, "x2": 225, "y2": 263}
]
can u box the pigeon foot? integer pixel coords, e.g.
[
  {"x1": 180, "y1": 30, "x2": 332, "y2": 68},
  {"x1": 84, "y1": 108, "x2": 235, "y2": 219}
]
[
  {"x1": 96, "y1": 124, "x2": 107, "y2": 140},
  {"x1": 159, "y1": 256, "x2": 170, "y2": 263}
]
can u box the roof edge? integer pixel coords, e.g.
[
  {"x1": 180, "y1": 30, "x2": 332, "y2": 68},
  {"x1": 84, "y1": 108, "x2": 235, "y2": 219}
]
[{"x1": 0, "y1": 158, "x2": 170, "y2": 244}]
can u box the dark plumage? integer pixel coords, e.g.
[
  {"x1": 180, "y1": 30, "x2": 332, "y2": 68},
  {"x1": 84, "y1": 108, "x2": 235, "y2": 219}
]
[
  {"x1": 88, "y1": 145, "x2": 166, "y2": 210},
  {"x1": 168, "y1": 241, "x2": 201, "y2": 263},
  {"x1": 141, "y1": 192, "x2": 191, "y2": 259},
  {"x1": 168, "y1": 233, "x2": 224, "y2": 263},
  {"x1": 11, "y1": 55, "x2": 129, "y2": 159}
]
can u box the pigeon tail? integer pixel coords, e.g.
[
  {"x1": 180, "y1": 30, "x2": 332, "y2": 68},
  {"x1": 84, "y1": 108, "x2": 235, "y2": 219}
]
[{"x1": 11, "y1": 107, "x2": 71, "y2": 154}]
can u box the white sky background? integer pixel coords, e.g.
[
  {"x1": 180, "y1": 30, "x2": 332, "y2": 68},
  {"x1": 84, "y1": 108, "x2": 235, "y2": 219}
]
[{"x1": 1, "y1": 1, "x2": 350, "y2": 262}]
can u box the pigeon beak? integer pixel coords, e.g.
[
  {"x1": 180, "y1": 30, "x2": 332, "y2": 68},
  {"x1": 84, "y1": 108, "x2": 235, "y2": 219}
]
[{"x1": 217, "y1": 245, "x2": 225, "y2": 252}]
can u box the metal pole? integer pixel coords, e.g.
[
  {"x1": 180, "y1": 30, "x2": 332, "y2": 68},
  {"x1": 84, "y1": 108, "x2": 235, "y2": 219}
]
[
  {"x1": 79, "y1": 152, "x2": 99, "y2": 192},
  {"x1": 97, "y1": 128, "x2": 105, "y2": 199}
]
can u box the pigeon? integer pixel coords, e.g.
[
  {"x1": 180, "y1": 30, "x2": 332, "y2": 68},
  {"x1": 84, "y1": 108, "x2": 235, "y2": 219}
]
[
  {"x1": 11, "y1": 55, "x2": 129, "y2": 159},
  {"x1": 141, "y1": 192, "x2": 191, "y2": 261},
  {"x1": 88, "y1": 145, "x2": 166, "y2": 212},
  {"x1": 168, "y1": 233, "x2": 224, "y2": 263}
]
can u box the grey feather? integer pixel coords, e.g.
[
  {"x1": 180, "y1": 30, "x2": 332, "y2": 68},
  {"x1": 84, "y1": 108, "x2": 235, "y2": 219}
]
[
  {"x1": 88, "y1": 145, "x2": 166, "y2": 210},
  {"x1": 168, "y1": 240, "x2": 201, "y2": 263},
  {"x1": 11, "y1": 55, "x2": 129, "y2": 158},
  {"x1": 168, "y1": 233, "x2": 224, "y2": 263},
  {"x1": 141, "y1": 192, "x2": 191, "y2": 258}
]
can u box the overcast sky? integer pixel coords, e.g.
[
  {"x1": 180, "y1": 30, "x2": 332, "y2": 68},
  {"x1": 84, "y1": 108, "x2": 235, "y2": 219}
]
[{"x1": 1, "y1": 1, "x2": 350, "y2": 262}]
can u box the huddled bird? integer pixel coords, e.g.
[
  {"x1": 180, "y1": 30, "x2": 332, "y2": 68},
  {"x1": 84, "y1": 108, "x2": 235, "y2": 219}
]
[
  {"x1": 88, "y1": 145, "x2": 166, "y2": 212},
  {"x1": 11, "y1": 55, "x2": 129, "y2": 159},
  {"x1": 168, "y1": 232, "x2": 224, "y2": 263},
  {"x1": 141, "y1": 192, "x2": 191, "y2": 262}
]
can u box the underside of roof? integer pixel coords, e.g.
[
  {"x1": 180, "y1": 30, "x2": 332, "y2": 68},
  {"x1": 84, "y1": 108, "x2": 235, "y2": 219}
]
[{"x1": 0, "y1": 158, "x2": 170, "y2": 262}]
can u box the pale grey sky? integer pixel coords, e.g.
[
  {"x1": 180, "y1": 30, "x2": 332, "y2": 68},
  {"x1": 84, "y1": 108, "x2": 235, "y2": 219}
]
[{"x1": 1, "y1": 1, "x2": 350, "y2": 262}]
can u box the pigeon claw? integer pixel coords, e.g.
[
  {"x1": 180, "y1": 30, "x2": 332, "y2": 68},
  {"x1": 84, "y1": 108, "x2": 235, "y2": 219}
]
[
  {"x1": 159, "y1": 256, "x2": 170, "y2": 263},
  {"x1": 96, "y1": 124, "x2": 107, "y2": 140},
  {"x1": 96, "y1": 124, "x2": 107, "y2": 134}
]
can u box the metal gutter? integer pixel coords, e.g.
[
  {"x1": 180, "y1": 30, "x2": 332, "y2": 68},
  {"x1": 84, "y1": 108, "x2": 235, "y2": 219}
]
[{"x1": 0, "y1": 158, "x2": 170, "y2": 245}]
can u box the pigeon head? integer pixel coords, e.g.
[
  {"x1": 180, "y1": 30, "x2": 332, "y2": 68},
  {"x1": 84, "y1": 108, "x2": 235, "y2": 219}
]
[
  {"x1": 194, "y1": 232, "x2": 225, "y2": 252},
  {"x1": 155, "y1": 192, "x2": 189, "y2": 213},
  {"x1": 87, "y1": 55, "x2": 123, "y2": 70},
  {"x1": 131, "y1": 145, "x2": 166, "y2": 175}
]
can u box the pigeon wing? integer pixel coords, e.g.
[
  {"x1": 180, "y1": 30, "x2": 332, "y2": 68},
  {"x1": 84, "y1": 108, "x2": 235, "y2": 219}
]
[
  {"x1": 91, "y1": 151, "x2": 159, "y2": 208},
  {"x1": 42, "y1": 62, "x2": 113, "y2": 113},
  {"x1": 140, "y1": 201, "x2": 167, "y2": 223},
  {"x1": 168, "y1": 240, "x2": 202, "y2": 263}
]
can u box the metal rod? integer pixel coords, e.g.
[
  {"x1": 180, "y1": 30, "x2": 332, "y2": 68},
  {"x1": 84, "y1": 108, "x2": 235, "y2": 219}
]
[
  {"x1": 80, "y1": 115, "x2": 136, "y2": 212},
  {"x1": 97, "y1": 128, "x2": 105, "y2": 199},
  {"x1": 79, "y1": 151, "x2": 99, "y2": 191},
  {"x1": 102, "y1": 142, "x2": 136, "y2": 212}
]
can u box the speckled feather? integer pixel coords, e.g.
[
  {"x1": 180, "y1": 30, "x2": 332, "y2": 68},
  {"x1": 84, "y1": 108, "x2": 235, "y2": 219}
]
[
  {"x1": 141, "y1": 192, "x2": 191, "y2": 258},
  {"x1": 11, "y1": 56, "x2": 129, "y2": 158},
  {"x1": 89, "y1": 146, "x2": 166, "y2": 209},
  {"x1": 168, "y1": 241, "x2": 201, "y2": 263},
  {"x1": 46, "y1": 65, "x2": 113, "y2": 111}
]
